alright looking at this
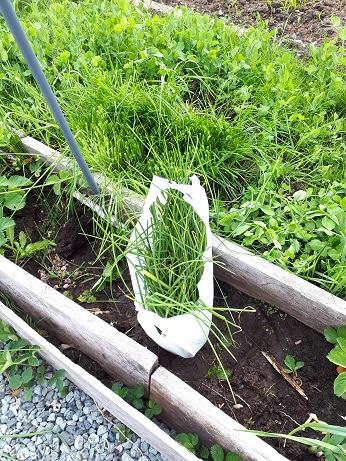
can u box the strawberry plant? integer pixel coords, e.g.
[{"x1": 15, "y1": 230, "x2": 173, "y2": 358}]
[
  {"x1": 284, "y1": 355, "x2": 304, "y2": 376},
  {"x1": 218, "y1": 181, "x2": 346, "y2": 297},
  {"x1": 324, "y1": 326, "x2": 346, "y2": 399},
  {"x1": 0, "y1": 318, "x2": 67, "y2": 400},
  {"x1": 210, "y1": 444, "x2": 244, "y2": 461},
  {"x1": 206, "y1": 365, "x2": 232, "y2": 381},
  {"x1": 175, "y1": 433, "x2": 244, "y2": 460},
  {"x1": 0, "y1": 174, "x2": 32, "y2": 247},
  {"x1": 111, "y1": 381, "x2": 162, "y2": 417}
]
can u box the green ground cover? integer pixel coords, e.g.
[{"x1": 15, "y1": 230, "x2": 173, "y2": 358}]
[{"x1": 0, "y1": 0, "x2": 346, "y2": 297}]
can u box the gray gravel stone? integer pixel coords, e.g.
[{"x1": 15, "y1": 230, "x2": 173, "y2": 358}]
[
  {"x1": 149, "y1": 454, "x2": 159, "y2": 461},
  {"x1": 122, "y1": 453, "x2": 134, "y2": 461},
  {"x1": 0, "y1": 423, "x2": 7, "y2": 434},
  {"x1": 27, "y1": 442, "x2": 36, "y2": 452},
  {"x1": 48, "y1": 412, "x2": 56, "y2": 422},
  {"x1": 33, "y1": 385, "x2": 42, "y2": 396},
  {"x1": 75, "y1": 399, "x2": 83, "y2": 410},
  {"x1": 0, "y1": 362, "x2": 170, "y2": 461},
  {"x1": 60, "y1": 444, "x2": 70, "y2": 455},
  {"x1": 50, "y1": 452, "x2": 59, "y2": 461},
  {"x1": 65, "y1": 391, "x2": 74, "y2": 403},
  {"x1": 17, "y1": 447, "x2": 30, "y2": 460},
  {"x1": 149, "y1": 446, "x2": 158, "y2": 455},
  {"x1": 64, "y1": 409, "x2": 74, "y2": 420},
  {"x1": 83, "y1": 420, "x2": 92, "y2": 431},
  {"x1": 74, "y1": 434, "x2": 84, "y2": 450},
  {"x1": 121, "y1": 441, "x2": 133, "y2": 450},
  {"x1": 97, "y1": 425, "x2": 108, "y2": 436},
  {"x1": 140, "y1": 441, "x2": 149, "y2": 454},
  {"x1": 2, "y1": 444, "x2": 11, "y2": 454}
]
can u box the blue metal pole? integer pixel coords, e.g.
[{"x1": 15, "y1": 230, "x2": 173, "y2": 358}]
[{"x1": 0, "y1": 0, "x2": 100, "y2": 195}]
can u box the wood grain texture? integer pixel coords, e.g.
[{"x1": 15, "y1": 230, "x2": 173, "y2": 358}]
[
  {"x1": 0, "y1": 255, "x2": 158, "y2": 392},
  {"x1": 19, "y1": 132, "x2": 346, "y2": 334},
  {"x1": 0, "y1": 302, "x2": 198, "y2": 461},
  {"x1": 151, "y1": 367, "x2": 289, "y2": 461},
  {"x1": 212, "y1": 234, "x2": 346, "y2": 333}
]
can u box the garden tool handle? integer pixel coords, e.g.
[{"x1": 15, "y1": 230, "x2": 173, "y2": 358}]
[{"x1": 0, "y1": 0, "x2": 100, "y2": 195}]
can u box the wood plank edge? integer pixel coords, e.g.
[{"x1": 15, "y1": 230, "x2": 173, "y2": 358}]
[
  {"x1": 0, "y1": 302, "x2": 199, "y2": 461},
  {"x1": 212, "y1": 234, "x2": 346, "y2": 332}
]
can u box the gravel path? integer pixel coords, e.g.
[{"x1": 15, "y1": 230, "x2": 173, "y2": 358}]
[{"x1": 0, "y1": 366, "x2": 174, "y2": 461}]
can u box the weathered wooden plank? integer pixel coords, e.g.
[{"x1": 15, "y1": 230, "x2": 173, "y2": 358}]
[
  {"x1": 151, "y1": 367, "x2": 289, "y2": 461},
  {"x1": 0, "y1": 255, "x2": 158, "y2": 392},
  {"x1": 20, "y1": 135, "x2": 72, "y2": 172},
  {"x1": 212, "y1": 234, "x2": 346, "y2": 333},
  {"x1": 0, "y1": 302, "x2": 199, "y2": 461}
]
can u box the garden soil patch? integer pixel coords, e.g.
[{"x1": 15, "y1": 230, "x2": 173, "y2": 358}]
[
  {"x1": 5, "y1": 191, "x2": 345, "y2": 461},
  {"x1": 157, "y1": 0, "x2": 346, "y2": 50}
]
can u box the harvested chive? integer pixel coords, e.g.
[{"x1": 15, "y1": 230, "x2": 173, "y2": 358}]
[{"x1": 133, "y1": 188, "x2": 206, "y2": 318}]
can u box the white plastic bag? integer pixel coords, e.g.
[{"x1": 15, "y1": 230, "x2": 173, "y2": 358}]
[{"x1": 127, "y1": 175, "x2": 213, "y2": 358}]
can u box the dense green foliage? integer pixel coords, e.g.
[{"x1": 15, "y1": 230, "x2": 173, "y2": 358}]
[{"x1": 1, "y1": 0, "x2": 346, "y2": 295}]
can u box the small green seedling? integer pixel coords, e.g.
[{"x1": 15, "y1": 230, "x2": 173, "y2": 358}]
[
  {"x1": 77, "y1": 289, "x2": 97, "y2": 304},
  {"x1": 112, "y1": 382, "x2": 145, "y2": 410},
  {"x1": 210, "y1": 444, "x2": 245, "y2": 461},
  {"x1": 144, "y1": 399, "x2": 162, "y2": 419},
  {"x1": 112, "y1": 382, "x2": 162, "y2": 416},
  {"x1": 206, "y1": 365, "x2": 231, "y2": 381},
  {"x1": 175, "y1": 433, "x2": 200, "y2": 454},
  {"x1": 45, "y1": 169, "x2": 71, "y2": 196},
  {"x1": 113, "y1": 423, "x2": 132, "y2": 443},
  {"x1": 324, "y1": 326, "x2": 346, "y2": 400},
  {"x1": 4, "y1": 229, "x2": 53, "y2": 263},
  {"x1": 175, "y1": 433, "x2": 244, "y2": 460},
  {"x1": 47, "y1": 369, "x2": 68, "y2": 398},
  {"x1": 284, "y1": 355, "x2": 304, "y2": 375},
  {"x1": 0, "y1": 174, "x2": 32, "y2": 249},
  {"x1": 111, "y1": 381, "x2": 130, "y2": 400},
  {"x1": 0, "y1": 320, "x2": 67, "y2": 400},
  {"x1": 0, "y1": 320, "x2": 18, "y2": 342}
]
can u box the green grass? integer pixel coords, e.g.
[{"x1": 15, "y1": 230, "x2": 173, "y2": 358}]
[
  {"x1": 1, "y1": 0, "x2": 346, "y2": 296},
  {"x1": 130, "y1": 188, "x2": 207, "y2": 317}
]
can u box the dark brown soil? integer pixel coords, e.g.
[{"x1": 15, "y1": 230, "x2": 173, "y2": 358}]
[
  {"x1": 158, "y1": 0, "x2": 346, "y2": 49},
  {"x1": 6, "y1": 189, "x2": 345, "y2": 461}
]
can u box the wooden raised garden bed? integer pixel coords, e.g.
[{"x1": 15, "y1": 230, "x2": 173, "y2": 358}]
[
  {"x1": 1, "y1": 129, "x2": 346, "y2": 461},
  {"x1": 18, "y1": 132, "x2": 346, "y2": 333}
]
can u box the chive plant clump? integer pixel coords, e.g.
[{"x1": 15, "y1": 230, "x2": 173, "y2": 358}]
[{"x1": 138, "y1": 188, "x2": 207, "y2": 318}]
